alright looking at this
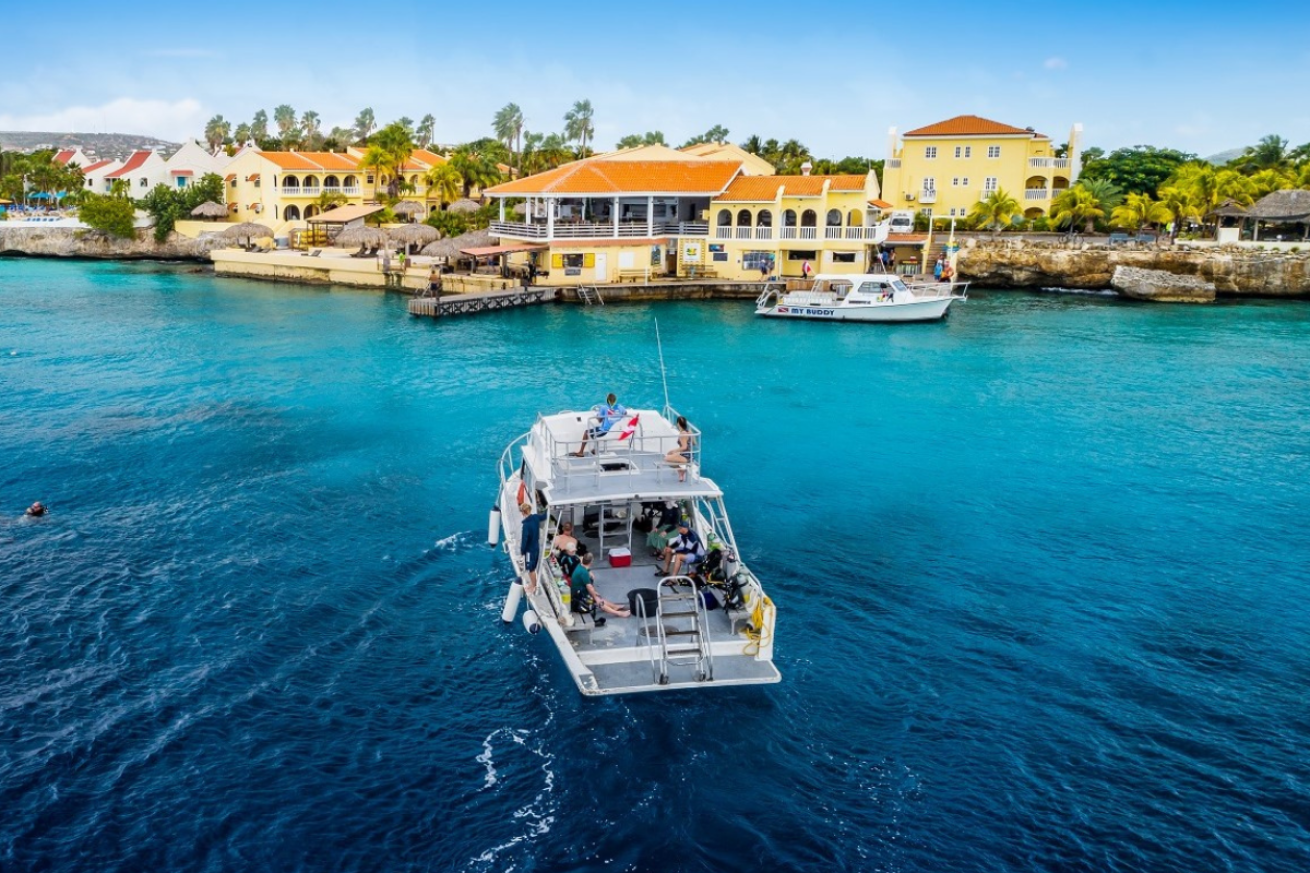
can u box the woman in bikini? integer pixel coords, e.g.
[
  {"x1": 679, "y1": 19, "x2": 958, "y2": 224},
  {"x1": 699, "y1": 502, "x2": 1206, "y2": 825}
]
[{"x1": 664, "y1": 416, "x2": 692, "y2": 482}]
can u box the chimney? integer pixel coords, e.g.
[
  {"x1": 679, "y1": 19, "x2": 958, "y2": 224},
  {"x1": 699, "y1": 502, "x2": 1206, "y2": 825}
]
[{"x1": 801, "y1": 161, "x2": 812, "y2": 177}]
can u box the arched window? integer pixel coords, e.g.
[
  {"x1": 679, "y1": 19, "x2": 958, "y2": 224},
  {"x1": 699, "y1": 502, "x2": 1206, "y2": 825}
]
[
  {"x1": 343, "y1": 175, "x2": 357, "y2": 188},
  {"x1": 826, "y1": 209, "x2": 842, "y2": 227},
  {"x1": 847, "y1": 210, "x2": 863, "y2": 227},
  {"x1": 783, "y1": 209, "x2": 797, "y2": 227},
  {"x1": 801, "y1": 209, "x2": 817, "y2": 227},
  {"x1": 717, "y1": 209, "x2": 732, "y2": 226},
  {"x1": 304, "y1": 205, "x2": 319, "y2": 218},
  {"x1": 324, "y1": 175, "x2": 339, "y2": 188},
  {"x1": 303, "y1": 175, "x2": 319, "y2": 188},
  {"x1": 284, "y1": 204, "x2": 301, "y2": 221},
  {"x1": 736, "y1": 209, "x2": 753, "y2": 227},
  {"x1": 284, "y1": 175, "x2": 300, "y2": 188},
  {"x1": 757, "y1": 209, "x2": 773, "y2": 227}
]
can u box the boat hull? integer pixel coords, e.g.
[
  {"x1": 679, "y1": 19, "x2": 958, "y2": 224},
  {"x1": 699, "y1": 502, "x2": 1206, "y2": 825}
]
[{"x1": 757, "y1": 295, "x2": 956, "y2": 322}]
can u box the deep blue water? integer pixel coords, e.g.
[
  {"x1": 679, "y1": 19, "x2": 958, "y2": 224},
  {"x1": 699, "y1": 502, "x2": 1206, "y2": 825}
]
[{"x1": 2, "y1": 258, "x2": 1309, "y2": 872}]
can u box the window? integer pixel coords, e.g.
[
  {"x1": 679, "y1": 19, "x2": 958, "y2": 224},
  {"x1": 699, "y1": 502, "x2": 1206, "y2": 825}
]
[
  {"x1": 831, "y1": 252, "x2": 856, "y2": 263},
  {"x1": 954, "y1": 146, "x2": 961, "y2": 158},
  {"x1": 176, "y1": 177, "x2": 187, "y2": 188},
  {"x1": 564, "y1": 253, "x2": 585, "y2": 268},
  {"x1": 964, "y1": 146, "x2": 972, "y2": 158},
  {"x1": 961, "y1": 177, "x2": 969, "y2": 187},
  {"x1": 787, "y1": 250, "x2": 817, "y2": 261},
  {"x1": 952, "y1": 177, "x2": 959, "y2": 187},
  {"x1": 922, "y1": 177, "x2": 936, "y2": 191},
  {"x1": 984, "y1": 176, "x2": 998, "y2": 193},
  {"x1": 826, "y1": 209, "x2": 841, "y2": 227},
  {"x1": 919, "y1": 207, "x2": 932, "y2": 216},
  {"x1": 925, "y1": 146, "x2": 937, "y2": 159},
  {"x1": 138, "y1": 178, "x2": 147, "y2": 187},
  {"x1": 987, "y1": 146, "x2": 1001, "y2": 158},
  {"x1": 716, "y1": 209, "x2": 731, "y2": 226},
  {"x1": 742, "y1": 251, "x2": 772, "y2": 271}
]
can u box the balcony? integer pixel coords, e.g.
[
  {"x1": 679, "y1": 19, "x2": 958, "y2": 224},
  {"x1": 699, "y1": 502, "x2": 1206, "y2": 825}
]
[
  {"x1": 281, "y1": 185, "x2": 359, "y2": 197},
  {"x1": 1028, "y1": 158, "x2": 1070, "y2": 170},
  {"x1": 489, "y1": 220, "x2": 708, "y2": 241},
  {"x1": 1024, "y1": 188, "x2": 1051, "y2": 201},
  {"x1": 886, "y1": 159, "x2": 902, "y2": 169},
  {"x1": 919, "y1": 189, "x2": 937, "y2": 204}
]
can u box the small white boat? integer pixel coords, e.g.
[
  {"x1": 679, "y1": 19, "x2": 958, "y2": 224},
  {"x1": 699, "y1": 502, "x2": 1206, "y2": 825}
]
[
  {"x1": 755, "y1": 272, "x2": 968, "y2": 322},
  {"x1": 494, "y1": 405, "x2": 780, "y2": 696}
]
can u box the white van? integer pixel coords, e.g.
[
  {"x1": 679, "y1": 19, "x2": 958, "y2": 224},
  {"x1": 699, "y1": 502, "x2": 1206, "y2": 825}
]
[{"x1": 889, "y1": 211, "x2": 915, "y2": 234}]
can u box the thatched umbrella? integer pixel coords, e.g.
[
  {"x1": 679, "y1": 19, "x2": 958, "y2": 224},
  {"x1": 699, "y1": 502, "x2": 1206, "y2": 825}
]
[
  {"x1": 448, "y1": 198, "x2": 480, "y2": 214},
  {"x1": 392, "y1": 200, "x2": 425, "y2": 222},
  {"x1": 221, "y1": 222, "x2": 273, "y2": 247},
  {"x1": 333, "y1": 226, "x2": 389, "y2": 249},
  {"x1": 389, "y1": 223, "x2": 440, "y2": 255},
  {"x1": 190, "y1": 201, "x2": 228, "y2": 220},
  {"x1": 419, "y1": 228, "x2": 495, "y2": 261}
]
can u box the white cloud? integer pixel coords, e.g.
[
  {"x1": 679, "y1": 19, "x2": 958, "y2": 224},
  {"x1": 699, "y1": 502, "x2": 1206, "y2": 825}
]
[
  {"x1": 1044, "y1": 57, "x2": 1068, "y2": 71},
  {"x1": 0, "y1": 98, "x2": 208, "y2": 142}
]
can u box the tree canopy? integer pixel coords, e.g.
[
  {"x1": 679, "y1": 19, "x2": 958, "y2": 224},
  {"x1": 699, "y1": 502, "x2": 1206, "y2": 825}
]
[{"x1": 1080, "y1": 145, "x2": 1196, "y2": 196}]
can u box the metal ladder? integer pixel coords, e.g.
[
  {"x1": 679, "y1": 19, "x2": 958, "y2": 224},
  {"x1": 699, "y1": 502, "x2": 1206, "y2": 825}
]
[
  {"x1": 650, "y1": 580, "x2": 714, "y2": 685},
  {"x1": 577, "y1": 285, "x2": 605, "y2": 306}
]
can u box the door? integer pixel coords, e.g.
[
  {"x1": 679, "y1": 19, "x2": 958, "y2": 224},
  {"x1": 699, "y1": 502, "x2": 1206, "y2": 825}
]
[{"x1": 593, "y1": 252, "x2": 607, "y2": 282}]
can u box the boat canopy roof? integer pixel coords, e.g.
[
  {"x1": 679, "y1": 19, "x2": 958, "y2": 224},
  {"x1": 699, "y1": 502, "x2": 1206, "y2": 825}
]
[{"x1": 519, "y1": 408, "x2": 722, "y2": 506}]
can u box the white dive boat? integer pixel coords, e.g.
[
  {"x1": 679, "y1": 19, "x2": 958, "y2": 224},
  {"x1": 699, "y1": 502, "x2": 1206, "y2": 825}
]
[
  {"x1": 494, "y1": 405, "x2": 779, "y2": 696},
  {"x1": 755, "y1": 271, "x2": 968, "y2": 322}
]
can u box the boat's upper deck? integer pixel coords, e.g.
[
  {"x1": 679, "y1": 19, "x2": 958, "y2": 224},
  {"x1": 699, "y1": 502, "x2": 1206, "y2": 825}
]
[{"x1": 516, "y1": 408, "x2": 717, "y2": 505}]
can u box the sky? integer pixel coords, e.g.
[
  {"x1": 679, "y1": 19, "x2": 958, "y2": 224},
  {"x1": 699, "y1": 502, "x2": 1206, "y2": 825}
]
[{"x1": 3, "y1": 1, "x2": 1308, "y2": 161}]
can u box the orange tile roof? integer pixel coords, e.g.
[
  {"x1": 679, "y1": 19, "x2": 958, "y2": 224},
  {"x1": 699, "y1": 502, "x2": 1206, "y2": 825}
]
[
  {"x1": 902, "y1": 115, "x2": 1039, "y2": 137},
  {"x1": 869, "y1": 198, "x2": 893, "y2": 209},
  {"x1": 716, "y1": 173, "x2": 869, "y2": 201},
  {"x1": 258, "y1": 151, "x2": 360, "y2": 171},
  {"x1": 412, "y1": 149, "x2": 448, "y2": 166},
  {"x1": 105, "y1": 150, "x2": 153, "y2": 178},
  {"x1": 486, "y1": 160, "x2": 741, "y2": 196},
  {"x1": 54, "y1": 149, "x2": 76, "y2": 164},
  {"x1": 81, "y1": 159, "x2": 114, "y2": 174}
]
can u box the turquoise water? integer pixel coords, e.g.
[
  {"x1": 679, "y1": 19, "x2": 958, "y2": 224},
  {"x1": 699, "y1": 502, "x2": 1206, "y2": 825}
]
[{"x1": 3, "y1": 258, "x2": 1310, "y2": 872}]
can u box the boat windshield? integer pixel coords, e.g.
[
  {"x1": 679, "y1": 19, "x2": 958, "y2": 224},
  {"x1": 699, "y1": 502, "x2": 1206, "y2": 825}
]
[{"x1": 890, "y1": 278, "x2": 909, "y2": 293}]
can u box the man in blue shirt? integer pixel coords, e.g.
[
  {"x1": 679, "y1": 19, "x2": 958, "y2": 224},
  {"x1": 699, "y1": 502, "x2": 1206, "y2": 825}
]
[
  {"x1": 519, "y1": 501, "x2": 548, "y2": 594},
  {"x1": 571, "y1": 392, "x2": 627, "y2": 457},
  {"x1": 656, "y1": 520, "x2": 704, "y2": 578}
]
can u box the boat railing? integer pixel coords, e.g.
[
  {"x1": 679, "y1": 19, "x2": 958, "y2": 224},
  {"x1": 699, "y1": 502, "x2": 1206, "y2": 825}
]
[
  {"x1": 541, "y1": 410, "x2": 703, "y2": 495},
  {"x1": 905, "y1": 280, "x2": 970, "y2": 300}
]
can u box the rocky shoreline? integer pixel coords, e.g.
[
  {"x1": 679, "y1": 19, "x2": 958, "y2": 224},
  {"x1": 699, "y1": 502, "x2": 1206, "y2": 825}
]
[
  {"x1": 957, "y1": 238, "x2": 1310, "y2": 301},
  {"x1": 0, "y1": 226, "x2": 223, "y2": 260}
]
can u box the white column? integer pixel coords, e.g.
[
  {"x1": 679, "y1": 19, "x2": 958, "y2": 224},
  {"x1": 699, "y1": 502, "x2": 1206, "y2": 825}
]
[
  {"x1": 547, "y1": 197, "x2": 555, "y2": 240},
  {"x1": 498, "y1": 199, "x2": 505, "y2": 222},
  {"x1": 647, "y1": 196, "x2": 654, "y2": 236},
  {"x1": 613, "y1": 196, "x2": 620, "y2": 237}
]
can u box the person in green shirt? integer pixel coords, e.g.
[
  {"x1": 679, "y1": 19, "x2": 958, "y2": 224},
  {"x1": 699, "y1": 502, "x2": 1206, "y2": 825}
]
[{"x1": 569, "y1": 554, "x2": 631, "y2": 622}]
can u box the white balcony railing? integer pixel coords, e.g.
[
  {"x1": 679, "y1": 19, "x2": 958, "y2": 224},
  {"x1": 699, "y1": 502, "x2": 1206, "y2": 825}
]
[
  {"x1": 281, "y1": 185, "x2": 358, "y2": 197},
  {"x1": 1025, "y1": 188, "x2": 1051, "y2": 201},
  {"x1": 1028, "y1": 158, "x2": 1070, "y2": 170},
  {"x1": 490, "y1": 220, "x2": 709, "y2": 241},
  {"x1": 886, "y1": 159, "x2": 902, "y2": 169}
]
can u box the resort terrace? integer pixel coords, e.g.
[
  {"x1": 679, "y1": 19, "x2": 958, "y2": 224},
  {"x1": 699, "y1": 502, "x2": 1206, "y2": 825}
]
[{"x1": 485, "y1": 160, "x2": 741, "y2": 242}]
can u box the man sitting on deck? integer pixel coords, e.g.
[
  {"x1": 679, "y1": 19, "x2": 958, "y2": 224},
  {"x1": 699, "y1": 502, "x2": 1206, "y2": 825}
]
[
  {"x1": 570, "y1": 553, "x2": 631, "y2": 623},
  {"x1": 571, "y1": 392, "x2": 627, "y2": 457},
  {"x1": 656, "y1": 521, "x2": 704, "y2": 578}
]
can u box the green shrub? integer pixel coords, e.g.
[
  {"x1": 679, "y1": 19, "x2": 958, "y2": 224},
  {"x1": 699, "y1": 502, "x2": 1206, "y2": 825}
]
[
  {"x1": 426, "y1": 210, "x2": 469, "y2": 237},
  {"x1": 79, "y1": 194, "x2": 137, "y2": 239}
]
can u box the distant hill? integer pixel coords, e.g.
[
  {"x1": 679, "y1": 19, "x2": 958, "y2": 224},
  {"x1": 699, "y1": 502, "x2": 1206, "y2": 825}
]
[
  {"x1": 1204, "y1": 147, "x2": 1244, "y2": 166},
  {"x1": 0, "y1": 131, "x2": 181, "y2": 160}
]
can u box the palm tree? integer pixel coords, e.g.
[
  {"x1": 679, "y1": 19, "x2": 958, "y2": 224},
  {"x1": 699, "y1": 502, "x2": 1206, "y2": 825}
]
[
  {"x1": 354, "y1": 107, "x2": 376, "y2": 144},
  {"x1": 741, "y1": 134, "x2": 764, "y2": 155},
  {"x1": 233, "y1": 122, "x2": 252, "y2": 146},
  {"x1": 1050, "y1": 187, "x2": 1104, "y2": 234},
  {"x1": 1169, "y1": 163, "x2": 1256, "y2": 215},
  {"x1": 1239, "y1": 134, "x2": 1289, "y2": 173},
  {"x1": 1157, "y1": 185, "x2": 1202, "y2": 241},
  {"x1": 424, "y1": 163, "x2": 463, "y2": 208},
  {"x1": 274, "y1": 105, "x2": 298, "y2": 138},
  {"x1": 1110, "y1": 192, "x2": 1171, "y2": 233},
  {"x1": 360, "y1": 121, "x2": 416, "y2": 200},
  {"x1": 416, "y1": 114, "x2": 436, "y2": 149},
  {"x1": 300, "y1": 111, "x2": 321, "y2": 148},
  {"x1": 1080, "y1": 178, "x2": 1123, "y2": 215},
  {"x1": 204, "y1": 115, "x2": 230, "y2": 150},
  {"x1": 251, "y1": 110, "x2": 269, "y2": 142},
  {"x1": 493, "y1": 103, "x2": 524, "y2": 171},
  {"x1": 1249, "y1": 168, "x2": 1292, "y2": 198},
  {"x1": 968, "y1": 188, "x2": 1023, "y2": 233},
  {"x1": 449, "y1": 146, "x2": 502, "y2": 198},
  {"x1": 563, "y1": 99, "x2": 595, "y2": 157}
]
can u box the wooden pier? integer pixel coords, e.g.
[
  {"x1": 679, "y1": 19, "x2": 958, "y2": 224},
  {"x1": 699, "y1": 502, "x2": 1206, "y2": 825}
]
[{"x1": 408, "y1": 287, "x2": 550, "y2": 318}]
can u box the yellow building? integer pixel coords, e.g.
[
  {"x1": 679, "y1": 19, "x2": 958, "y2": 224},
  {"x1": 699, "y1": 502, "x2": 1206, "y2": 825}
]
[
  {"x1": 484, "y1": 153, "x2": 887, "y2": 285},
  {"x1": 223, "y1": 150, "x2": 367, "y2": 235},
  {"x1": 881, "y1": 115, "x2": 1083, "y2": 220}
]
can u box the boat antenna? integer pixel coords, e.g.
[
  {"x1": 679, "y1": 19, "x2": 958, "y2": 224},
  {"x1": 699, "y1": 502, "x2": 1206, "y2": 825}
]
[{"x1": 655, "y1": 318, "x2": 671, "y2": 414}]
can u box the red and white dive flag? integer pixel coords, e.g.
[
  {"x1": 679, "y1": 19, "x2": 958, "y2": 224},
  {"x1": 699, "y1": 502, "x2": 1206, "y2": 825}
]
[{"x1": 616, "y1": 414, "x2": 640, "y2": 441}]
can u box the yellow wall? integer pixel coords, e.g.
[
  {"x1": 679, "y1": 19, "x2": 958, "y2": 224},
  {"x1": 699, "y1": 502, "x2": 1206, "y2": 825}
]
[
  {"x1": 883, "y1": 133, "x2": 1075, "y2": 219},
  {"x1": 505, "y1": 242, "x2": 666, "y2": 286},
  {"x1": 223, "y1": 151, "x2": 370, "y2": 238}
]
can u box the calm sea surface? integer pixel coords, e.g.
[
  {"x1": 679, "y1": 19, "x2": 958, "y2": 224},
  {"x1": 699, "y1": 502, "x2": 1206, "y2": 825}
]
[{"x1": 2, "y1": 258, "x2": 1309, "y2": 872}]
